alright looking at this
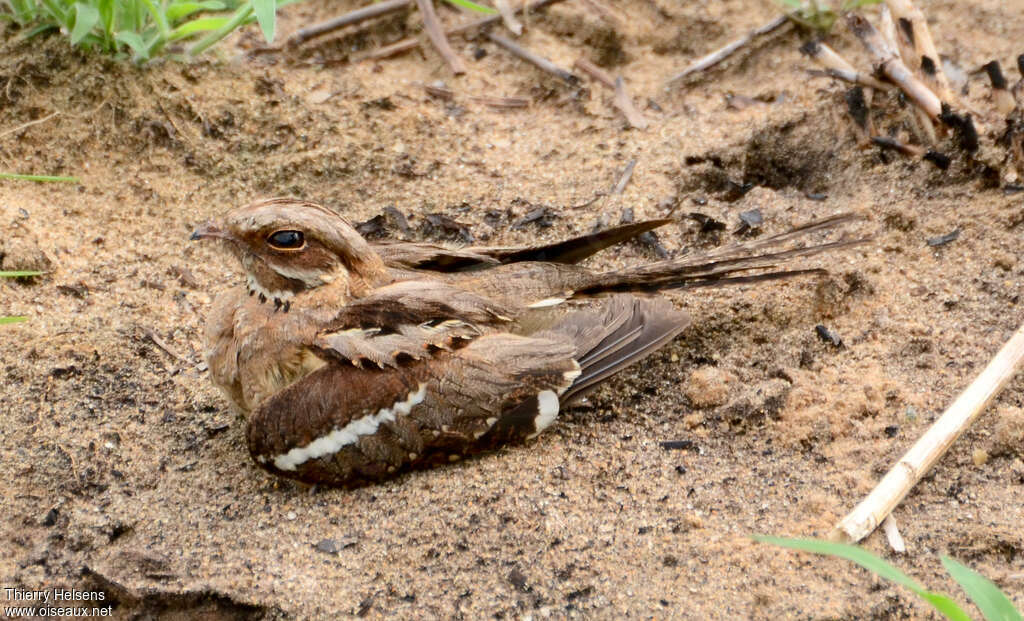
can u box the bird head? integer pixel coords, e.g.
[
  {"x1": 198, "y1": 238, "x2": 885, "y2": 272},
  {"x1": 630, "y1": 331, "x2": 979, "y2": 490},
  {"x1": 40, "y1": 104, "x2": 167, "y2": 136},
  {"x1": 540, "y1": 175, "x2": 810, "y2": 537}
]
[{"x1": 191, "y1": 198, "x2": 386, "y2": 305}]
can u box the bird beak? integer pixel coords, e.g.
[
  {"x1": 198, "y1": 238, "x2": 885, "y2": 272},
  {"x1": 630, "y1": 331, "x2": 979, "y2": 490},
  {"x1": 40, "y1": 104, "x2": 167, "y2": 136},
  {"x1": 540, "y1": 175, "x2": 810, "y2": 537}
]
[{"x1": 190, "y1": 221, "x2": 231, "y2": 242}]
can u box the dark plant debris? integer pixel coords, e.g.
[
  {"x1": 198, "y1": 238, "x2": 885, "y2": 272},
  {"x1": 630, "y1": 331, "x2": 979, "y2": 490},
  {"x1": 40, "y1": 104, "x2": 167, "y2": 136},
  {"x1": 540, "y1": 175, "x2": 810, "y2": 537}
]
[{"x1": 926, "y1": 228, "x2": 960, "y2": 247}]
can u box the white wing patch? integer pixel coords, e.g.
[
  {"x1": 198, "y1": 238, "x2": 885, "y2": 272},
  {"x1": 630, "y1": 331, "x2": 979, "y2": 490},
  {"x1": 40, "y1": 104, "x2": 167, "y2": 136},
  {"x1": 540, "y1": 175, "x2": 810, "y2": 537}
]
[
  {"x1": 272, "y1": 383, "x2": 427, "y2": 471},
  {"x1": 526, "y1": 390, "x2": 560, "y2": 439}
]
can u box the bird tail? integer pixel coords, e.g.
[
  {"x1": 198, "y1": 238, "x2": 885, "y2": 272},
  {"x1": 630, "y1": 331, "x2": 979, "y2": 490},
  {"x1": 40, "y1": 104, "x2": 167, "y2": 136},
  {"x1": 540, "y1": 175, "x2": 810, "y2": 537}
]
[{"x1": 579, "y1": 213, "x2": 868, "y2": 294}]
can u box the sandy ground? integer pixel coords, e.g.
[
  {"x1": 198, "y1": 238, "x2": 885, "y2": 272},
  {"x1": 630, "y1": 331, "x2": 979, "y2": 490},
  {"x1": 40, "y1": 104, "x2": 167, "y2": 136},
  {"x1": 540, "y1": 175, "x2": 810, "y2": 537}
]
[{"x1": 1, "y1": 0, "x2": 1023, "y2": 618}]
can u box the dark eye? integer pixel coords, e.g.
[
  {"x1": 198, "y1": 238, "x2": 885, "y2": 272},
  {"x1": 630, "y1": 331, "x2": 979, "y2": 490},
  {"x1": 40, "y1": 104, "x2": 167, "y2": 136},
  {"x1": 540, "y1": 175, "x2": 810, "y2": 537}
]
[{"x1": 267, "y1": 230, "x2": 304, "y2": 250}]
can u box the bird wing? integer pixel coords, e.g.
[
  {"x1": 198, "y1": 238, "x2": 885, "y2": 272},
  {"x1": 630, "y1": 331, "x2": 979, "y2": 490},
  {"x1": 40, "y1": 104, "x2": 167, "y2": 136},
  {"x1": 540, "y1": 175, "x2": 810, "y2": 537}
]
[
  {"x1": 313, "y1": 280, "x2": 515, "y2": 368},
  {"x1": 247, "y1": 333, "x2": 579, "y2": 487}
]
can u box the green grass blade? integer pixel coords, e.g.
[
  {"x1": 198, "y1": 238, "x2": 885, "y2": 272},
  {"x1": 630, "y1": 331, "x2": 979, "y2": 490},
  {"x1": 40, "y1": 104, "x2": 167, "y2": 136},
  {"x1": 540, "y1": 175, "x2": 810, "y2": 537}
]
[
  {"x1": 24, "y1": 22, "x2": 59, "y2": 37},
  {"x1": 251, "y1": 0, "x2": 273, "y2": 42},
  {"x1": 0, "y1": 270, "x2": 44, "y2": 277},
  {"x1": 0, "y1": 172, "x2": 79, "y2": 182},
  {"x1": 165, "y1": 1, "x2": 227, "y2": 21},
  {"x1": 942, "y1": 557, "x2": 1023, "y2": 621},
  {"x1": 7, "y1": 0, "x2": 36, "y2": 25},
  {"x1": 116, "y1": 30, "x2": 149, "y2": 59},
  {"x1": 187, "y1": 0, "x2": 250, "y2": 55},
  {"x1": 442, "y1": 0, "x2": 496, "y2": 13},
  {"x1": 38, "y1": 0, "x2": 69, "y2": 26},
  {"x1": 169, "y1": 16, "x2": 229, "y2": 39},
  {"x1": 754, "y1": 536, "x2": 974, "y2": 621},
  {"x1": 0, "y1": 316, "x2": 28, "y2": 325},
  {"x1": 71, "y1": 2, "x2": 100, "y2": 44},
  {"x1": 97, "y1": 0, "x2": 115, "y2": 47},
  {"x1": 138, "y1": 0, "x2": 171, "y2": 39}
]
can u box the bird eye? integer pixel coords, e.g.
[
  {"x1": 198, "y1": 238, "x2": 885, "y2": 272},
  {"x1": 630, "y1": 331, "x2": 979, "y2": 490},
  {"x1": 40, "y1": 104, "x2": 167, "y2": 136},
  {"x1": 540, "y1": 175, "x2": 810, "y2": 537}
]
[{"x1": 267, "y1": 230, "x2": 304, "y2": 250}]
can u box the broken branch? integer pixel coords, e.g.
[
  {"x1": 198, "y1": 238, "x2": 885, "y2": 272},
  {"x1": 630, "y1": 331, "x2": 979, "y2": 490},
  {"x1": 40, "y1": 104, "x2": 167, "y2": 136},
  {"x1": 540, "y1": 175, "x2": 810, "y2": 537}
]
[{"x1": 831, "y1": 320, "x2": 1024, "y2": 543}]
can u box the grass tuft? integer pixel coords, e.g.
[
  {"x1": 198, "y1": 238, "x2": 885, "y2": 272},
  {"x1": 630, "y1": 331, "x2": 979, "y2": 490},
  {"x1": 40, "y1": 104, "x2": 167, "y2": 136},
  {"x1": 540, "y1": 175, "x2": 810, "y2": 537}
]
[
  {"x1": 0, "y1": 0, "x2": 296, "y2": 61},
  {"x1": 754, "y1": 535, "x2": 1022, "y2": 621}
]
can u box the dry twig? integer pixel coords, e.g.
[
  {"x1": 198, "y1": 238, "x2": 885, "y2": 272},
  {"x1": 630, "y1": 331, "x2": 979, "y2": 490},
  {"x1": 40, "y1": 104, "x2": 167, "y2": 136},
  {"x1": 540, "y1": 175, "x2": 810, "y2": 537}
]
[
  {"x1": 0, "y1": 112, "x2": 61, "y2": 141},
  {"x1": 574, "y1": 59, "x2": 647, "y2": 129},
  {"x1": 416, "y1": 0, "x2": 467, "y2": 75},
  {"x1": 832, "y1": 320, "x2": 1024, "y2": 543},
  {"x1": 493, "y1": 0, "x2": 523, "y2": 35},
  {"x1": 574, "y1": 57, "x2": 614, "y2": 88},
  {"x1": 487, "y1": 32, "x2": 577, "y2": 84},
  {"x1": 883, "y1": 0, "x2": 953, "y2": 102},
  {"x1": 363, "y1": 0, "x2": 567, "y2": 61},
  {"x1": 611, "y1": 159, "x2": 636, "y2": 194},
  {"x1": 285, "y1": 0, "x2": 410, "y2": 47},
  {"x1": 801, "y1": 41, "x2": 889, "y2": 91},
  {"x1": 613, "y1": 78, "x2": 648, "y2": 129},
  {"x1": 666, "y1": 15, "x2": 789, "y2": 85},
  {"x1": 847, "y1": 13, "x2": 941, "y2": 120},
  {"x1": 142, "y1": 327, "x2": 192, "y2": 369}
]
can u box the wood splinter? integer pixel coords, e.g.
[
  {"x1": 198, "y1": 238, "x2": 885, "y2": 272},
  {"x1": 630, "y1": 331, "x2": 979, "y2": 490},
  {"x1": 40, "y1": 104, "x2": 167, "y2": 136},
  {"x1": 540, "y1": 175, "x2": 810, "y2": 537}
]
[{"x1": 831, "y1": 320, "x2": 1024, "y2": 543}]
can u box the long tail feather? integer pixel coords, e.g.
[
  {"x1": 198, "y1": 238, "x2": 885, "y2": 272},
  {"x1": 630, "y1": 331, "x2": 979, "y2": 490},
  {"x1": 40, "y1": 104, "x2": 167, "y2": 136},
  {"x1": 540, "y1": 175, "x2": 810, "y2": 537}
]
[{"x1": 580, "y1": 214, "x2": 869, "y2": 294}]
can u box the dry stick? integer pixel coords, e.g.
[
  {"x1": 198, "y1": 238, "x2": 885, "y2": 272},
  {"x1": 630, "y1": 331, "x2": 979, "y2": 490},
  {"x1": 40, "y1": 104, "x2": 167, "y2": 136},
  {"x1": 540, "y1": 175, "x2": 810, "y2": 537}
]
[
  {"x1": 884, "y1": 0, "x2": 953, "y2": 103},
  {"x1": 421, "y1": 83, "x2": 529, "y2": 107},
  {"x1": 574, "y1": 59, "x2": 647, "y2": 129},
  {"x1": 470, "y1": 95, "x2": 530, "y2": 108},
  {"x1": 801, "y1": 41, "x2": 890, "y2": 91},
  {"x1": 611, "y1": 159, "x2": 636, "y2": 194},
  {"x1": 831, "y1": 321, "x2": 1024, "y2": 543},
  {"x1": 666, "y1": 15, "x2": 788, "y2": 85},
  {"x1": 879, "y1": 6, "x2": 936, "y2": 145},
  {"x1": 613, "y1": 78, "x2": 649, "y2": 130},
  {"x1": 574, "y1": 57, "x2": 614, "y2": 88},
  {"x1": 487, "y1": 32, "x2": 577, "y2": 84},
  {"x1": 493, "y1": 0, "x2": 523, "y2": 35},
  {"x1": 415, "y1": 0, "x2": 467, "y2": 75},
  {"x1": 363, "y1": 0, "x2": 567, "y2": 61},
  {"x1": 579, "y1": 0, "x2": 622, "y2": 29},
  {"x1": 285, "y1": 0, "x2": 410, "y2": 47},
  {"x1": 0, "y1": 111, "x2": 60, "y2": 140},
  {"x1": 847, "y1": 13, "x2": 941, "y2": 120}
]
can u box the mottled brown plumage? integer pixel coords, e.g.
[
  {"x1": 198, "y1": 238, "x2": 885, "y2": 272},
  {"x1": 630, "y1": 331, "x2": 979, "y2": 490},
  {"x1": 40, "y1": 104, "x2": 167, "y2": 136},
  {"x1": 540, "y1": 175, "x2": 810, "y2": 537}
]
[{"x1": 193, "y1": 198, "x2": 864, "y2": 487}]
